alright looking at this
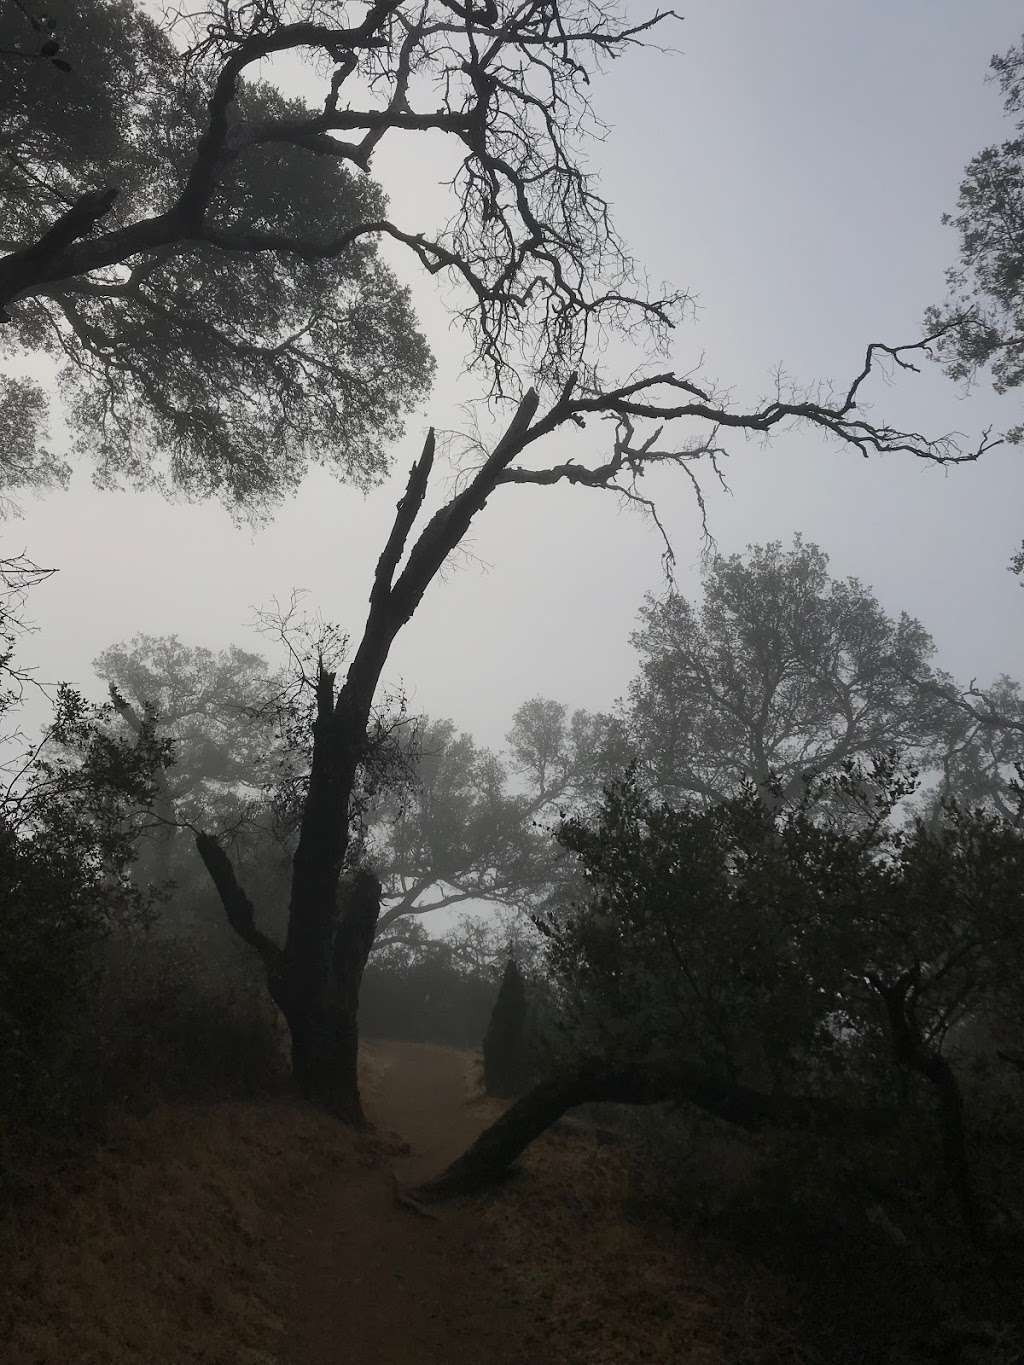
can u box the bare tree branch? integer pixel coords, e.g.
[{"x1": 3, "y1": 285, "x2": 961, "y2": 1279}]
[
  {"x1": 1, "y1": 1, "x2": 687, "y2": 393},
  {"x1": 195, "y1": 829, "x2": 283, "y2": 974}
]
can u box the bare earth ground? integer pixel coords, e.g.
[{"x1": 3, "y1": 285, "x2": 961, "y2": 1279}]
[
  {"x1": 280, "y1": 1040, "x2": 550, "y2": 1365},
  {"x1": 2, "y1": 1040, "x2": 796, "y2": 1364},
  {"x1": 282, "y1": 1041, "x2": 796, "y2": 1365}
]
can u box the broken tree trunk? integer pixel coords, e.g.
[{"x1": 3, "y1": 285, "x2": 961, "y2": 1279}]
[
  {"x1": 198, "y1": 825, "x2": 382, "y2": 1122},
  {"x1": 194, "y1": 394, "x2": 577, "y2": 1122}
]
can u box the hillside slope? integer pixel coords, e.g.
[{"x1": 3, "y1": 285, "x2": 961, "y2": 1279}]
[{"x1": 3, "y1": 1041, "x2": 793, "y2": 1364}]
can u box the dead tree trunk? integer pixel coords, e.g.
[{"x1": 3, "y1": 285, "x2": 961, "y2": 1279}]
[
  {"x1": 195, "y1": 392, "x2": 549, "y2": 1120},
  {"x1": 197, "y1": 814, "x2": 382, "y2": 1121},
  {"x1": 282, "y1": 866, "x2": 382, "y2": 1122}
]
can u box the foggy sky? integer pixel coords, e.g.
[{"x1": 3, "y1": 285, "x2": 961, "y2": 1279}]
[{"x1": 8, "y1": 0, "x2": 1024, "y2": 755}]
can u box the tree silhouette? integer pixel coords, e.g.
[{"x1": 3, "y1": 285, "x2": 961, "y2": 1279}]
[
  {"x1": 483, "y1": 956, "x2": 528, "y2": 1098},
  {"x1": 194, "y1": 339, "x2": 995, "y2": 1122}
]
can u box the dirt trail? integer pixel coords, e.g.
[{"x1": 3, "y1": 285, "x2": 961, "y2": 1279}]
[{"x1": 279, "y1": 1041, "x2": 546, "y2": 1365}]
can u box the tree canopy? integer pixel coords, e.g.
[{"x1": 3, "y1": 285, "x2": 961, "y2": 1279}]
[
  {"x1": 926, "y1": 30, "x2": 1024, "y2": 442},
  {"x1": 1, "y1": 0, "x2": 434, "y2": 509},
  {"x1": 618, "y1": 538, "x2": 948, "y2": 810},
  {"x1": 0, "y1": 0, "x2": 695, "y2": 509},
  {"x1": 1, "y1": 0, "x2": 999, "y2": 518},
  {"x1": 95, "y1": 634, "x2": 284, "y2": 827},
  {"x1": 375, "y1": 700, "x2": 604, "y2": 937}
]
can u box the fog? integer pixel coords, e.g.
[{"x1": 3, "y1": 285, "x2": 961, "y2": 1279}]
[
  {"x1": 7, "y1": 5, "x2": 1024, "y2": 1361},
  {"x1": 11, "y1": 0, "x2": 1023, "y2": 752}
]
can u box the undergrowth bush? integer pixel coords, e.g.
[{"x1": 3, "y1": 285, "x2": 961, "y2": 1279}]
[
  {"x1": 85, "y1": 927, "x2": 287, "y2": 1111},
  {"x1": 621, "y1": 1104, "x2": 1024, "y2": 1365},
  {"x1": 0, "y1": 905, "x2": 286, "y2": 1196}
]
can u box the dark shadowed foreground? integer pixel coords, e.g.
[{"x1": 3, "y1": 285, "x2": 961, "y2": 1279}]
[
  {"x1": 282, "y1": 1042, "x2": 792, "y2": 1365},
  {"x1": 279, "y1": 1040, "x2": 550, "y2": 1365},
  {"x1": 1, "y1": 1041, "x2": 793, "y2": 1363}
]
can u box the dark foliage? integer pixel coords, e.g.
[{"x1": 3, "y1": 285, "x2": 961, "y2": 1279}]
[
  {"x1": 360, "y1": 932, "x2": 498, "y2": 1051},
  {"x1": 483, "y1": 956, "x2": 529, "y2": 1098},
  {"x1": 0, "y1": 671, "x2": 167, "y2": 1129},
  {"x1": 0, "y1": 586, "x2": 285, "y2": 1158},
  {"x1": 433, "y1": 762, "x2": 1024, "y2": 1226}
]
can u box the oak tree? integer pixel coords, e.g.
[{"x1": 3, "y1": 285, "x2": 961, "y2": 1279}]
[
  {"x1": 56, "y1": 0, "x2": 988, "y2": 1123},
  {"x1": 621, "y1": 538, "x2": 949, "y2": 812},
  {"x1": 0, "y1": 0, "x2": 434, "y2": 507},
  {"x1": 926, "y1": 30, "x2": 1024, "y2": 442},
  {"x1": 419, "y1": 762, "x2": 1024, "y2": 1239}
]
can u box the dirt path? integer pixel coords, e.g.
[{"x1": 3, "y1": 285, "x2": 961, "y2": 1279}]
[{"x1": 279, "y1": 1041, "x2": 546, "y2": 1365}]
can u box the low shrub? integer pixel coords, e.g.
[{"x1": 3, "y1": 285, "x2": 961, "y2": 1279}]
[
  {"x1": 622, "y1": 1104, "x2": 1024, "y2": 1365},
  {"x1": 0, "y1": 912, "x2": 286, "y2": 1195}
]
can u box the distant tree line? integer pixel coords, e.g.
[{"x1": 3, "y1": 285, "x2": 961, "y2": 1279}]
[{"x1": 5, "y1": 533, "x2": 1022, "y2": 1130}]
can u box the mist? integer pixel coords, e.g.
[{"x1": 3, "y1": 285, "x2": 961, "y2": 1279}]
[{"x1": 2, "y1": 4, "x2": 1024, "y2": 1363}]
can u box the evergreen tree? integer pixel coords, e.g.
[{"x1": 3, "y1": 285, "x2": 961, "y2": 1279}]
[{"x1": 483, "y1": 957, "x2": 528, "y2": 1099}]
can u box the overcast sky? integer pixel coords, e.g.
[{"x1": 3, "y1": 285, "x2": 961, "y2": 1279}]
[{"x1": 9, "y1": 0, "x2": 1024, "y2": 753}]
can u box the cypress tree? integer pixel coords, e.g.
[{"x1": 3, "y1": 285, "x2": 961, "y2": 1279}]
[{"x1": 482, "y1": 956, "x2": 528, "y2": 1098}]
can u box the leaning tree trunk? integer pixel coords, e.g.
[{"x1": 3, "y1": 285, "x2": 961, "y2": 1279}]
[{"x1": 411, "y1": 1057, "x2": 899, "y2": 1202}]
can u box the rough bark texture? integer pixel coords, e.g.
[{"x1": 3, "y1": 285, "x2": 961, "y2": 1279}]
[
  {"x1": 198, "y1": 828, "x2": 381, "y2": 1120},
  {"x1": 283, "y1": 868, "x2": 382, "y2": 1123}
]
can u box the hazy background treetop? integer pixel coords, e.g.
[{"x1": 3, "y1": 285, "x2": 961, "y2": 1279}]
[
  {"x1": 926, "y1": 29, "x2": 1024, "y2": 441},
  {"x1": 93, "y1": 633, "x2": 286, "y2": 827},
  {"x1": 616, "y1": 537, "x2": 951, "y2": 811}
]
